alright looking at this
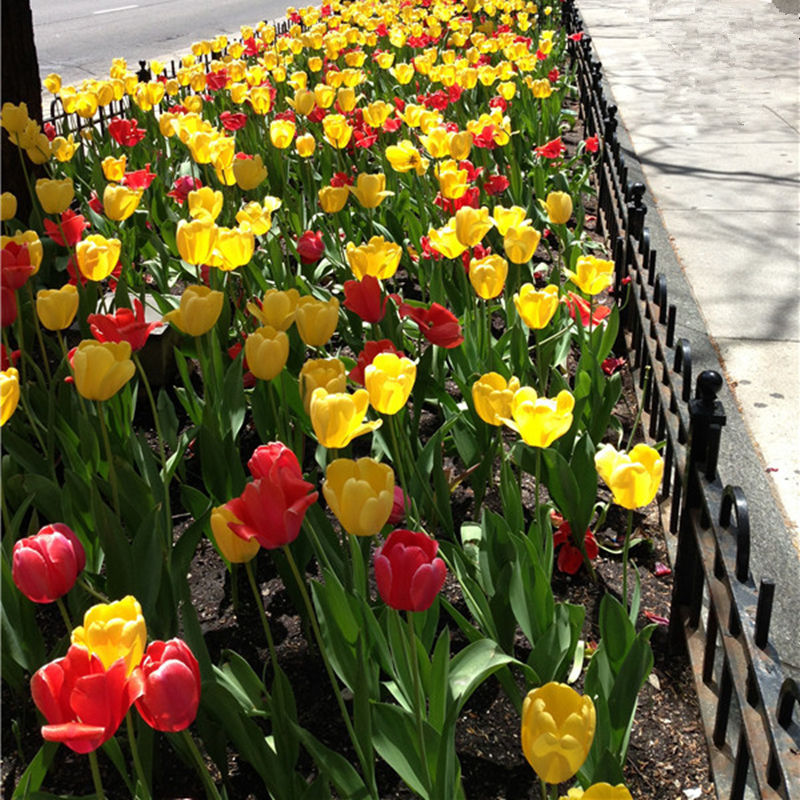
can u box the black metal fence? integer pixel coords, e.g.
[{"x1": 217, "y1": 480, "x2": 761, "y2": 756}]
[{"x1": 564, "y1": 2, "x2": 800, "y2": 796}]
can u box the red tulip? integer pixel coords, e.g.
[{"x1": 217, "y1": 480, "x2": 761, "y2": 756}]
[
  {"x1": 167, "y1": 176, "x2": 202, "y2": 205},
  {"x1": 121, "y1": 164, "x2": 156, "y2": 190},
  {"x1": 374, "y1": 529, "x2": 446, "y2": 612},
  {"x1": 343, "y1": 275, "x2": 387, "y2": 323},
  {"x1": 553, "y1": 520, "x2": 598, "y2": 575},
  {"x1": 43, "y1": 209, "x2": 89, "y2": 248},
  {"x1": 1, "y1": 243, "x2": 35, "y2": 290},
  {"x1": 88, "y1": 299, "x2": 163, "y2": 351},
  {"x1": 220, "y1": 111, "x2": 248, "y2": 131},
  {"x1": 348, "y1": 339, "x2": 402, "y2": 386},
  {"x1": 31, "y1": 645, "x2": 142, "y2": 753},
  {"x1": 387, "y1": 486, "x2": 411, "y2": 525},
  {"x1": 296, "y1": 231, "x2": 325, "y2": 264},
  {"x1": 397, "y1": 301, "x2": 464, "y2": 349},
  {"x1": 134, "y1": 639, "x2": 200, "y2": 732},
  {"x1": 1, "y1": 285, "x2": 17, "y2": 327},
  {"x1": 535, "y1": 137, "x2": 566, "y2": 160},
  {"x1": 108, "y1": 118, "x2": 146, "y2": 147},
  {"x1": 12, "y1": 523, "x2": 86, "y2": 603},
  {"x1": 226, "y1": 443, "x2": 318, "y2": 549}
]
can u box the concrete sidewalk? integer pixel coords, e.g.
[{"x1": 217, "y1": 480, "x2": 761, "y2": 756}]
[{"x1": 576, "y1": 0, "x2": 800, "y2": 666}]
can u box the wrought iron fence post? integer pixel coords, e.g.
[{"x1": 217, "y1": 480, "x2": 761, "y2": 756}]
[{"x1": 669, "y1": 370, "x2": 727, "y2": 651}]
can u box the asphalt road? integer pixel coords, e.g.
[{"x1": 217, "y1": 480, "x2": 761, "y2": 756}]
[{"x1": 31, "y1": 0, "x2": 290, "y2": 89}]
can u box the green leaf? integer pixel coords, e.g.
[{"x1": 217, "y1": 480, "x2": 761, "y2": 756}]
[
  {"x1": 598, "y1": 594, "x2": 635, "y2": 668},
  {"x1": 10, "y1": 743, "x2": 59, "y2": 798},
  {"x1": 214, "y1": 650, "x2": 270, "y2": 716},
  {"x1": 221, "y1": 354, "x2": 246, "y2": 440},
  {"x1": 448, "y1": 639, "x2": 515, "y2": 714}
]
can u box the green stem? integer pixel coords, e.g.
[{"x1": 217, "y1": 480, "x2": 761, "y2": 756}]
[
  {"x1": 405, "y1": 612, "x2": 432, "y2": 798},
  {"x1": 125, "y1": 712, "x2": 152, "y2": 800},
  {"x1": 622, "y1": 509, "x2": 634, "y2": 612},
  {"x1": 27, "y1": 285, "x2": 52, "y2": 384},
  {"x1": 387, "y1": 413, "x2": 417, "y2": 527},
  {"x1": 625, "y1": 365, "x2": 651, "y2": 452},
  {"x1": 282, "y1": 544, "x2": 377, "y2": 800},
  {"x1": 55, "y1": 597, "x2": 73, "y2": 632},
  {"x1": 180, "y1": 729, "x2": 222, "y2": 800},
  {"x1": 88, "y1": 750, "x2": 105, "y2": 800},
  {"x1": 77, "y1": 577, "x2": 109, "y2": 603},
  {"x1": 97, "y1": 401, "x2": 121, "y2": 515},
  {"x1": 244, "y1": 560, "x2": 280, "y2": 677}
]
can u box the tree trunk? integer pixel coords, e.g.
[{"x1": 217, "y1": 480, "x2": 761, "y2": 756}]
[{"x1": 2, "y1": 0, "x2": 43, "y2": 225}]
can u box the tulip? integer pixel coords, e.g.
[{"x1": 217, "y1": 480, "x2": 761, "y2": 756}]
[
  {"x1": 336, "y1": 87, "x2": 356, "y2": 112},
  {"x1": 296, "y1": 230, "x2": 325, "y2": 264},
  {"x1": 101, "y1": 155, "x2": 127, "y2": 182},
  {"x1": 365, "y1": 353, "x2": 416, "y2": 415},
  {"x1": 35, "y1": 178, "x2": 74, "y2": 215},
  {"x1": 299, "y1": 357, "x2": 346, "y2": 413},
  {"x1": 309, "y1": 387, "x2": 382, "y2": 449},
  {"x1": 2, "y1": 230, "x2": 42, "y2": 272},
  {"x1": 503, "y1": 387, "x2": 575, "y2": 448},
  {"x1": 1, "y1": 192, "x2": 18, "y2": 221},
  {"x1": 436, "y1": 162, "x2": 469, "y2": 200},
  {"x1": 514, "y1": 284, "x2": 559, "y2": 330},
  {"x1": 504, "y1": 223, "x2": 541, "y2": 264},
  {"x1": 270, "y1": 119, "x2": 296, "y2": 149},
  {"x1": 295, "y1": 132, "x2": 316, "y2": 157},
  {"x1": 419, "y1": 127, "x2": 451, "y2": 158},
  {"x1": 75, "y1": 234, "x2": 121, "y2": 282},
  {"x1": 163, "y1": 285, "x2": 224, "y2": 337},
  {"x1": 1, "y1": 367, "x2": 20, "y2": 425},
  {"x1": 226, "y1": 443, "x2": 318, "y2": 548},
  {"x1": 544, "y1": 191, "x2": 573, "y2": 225},
  {"x1": 318, "y1": 185, "x2": 349, "y2": 213},
  {"x1": 374, "y1": 529, "x2": 447, "y2": 612},
  {"x1": 312, "y1": 84, "x2": 334, "y2": 108},
  {"x1": 448, "y1": 130, "x2": 473, "y2": 160},
  {"x1": 210, "y1": 505, "x2": 259, "y2": 563},
  {"x1": 563, "y1": 784, "x2": 633, "y2": 800},
  {"x1": 71, "y1": 340, "x2": 135, "y2": 401},
  {"x1": 236, "y1": 201, "x2": 273, "y2": 236},
  {"x1": 397, "y1": 301, "x2": 464, "y2": 349},
  {"x1": 322, "y1": 114, "x2": 353, "y2": 149},
  {"x1": 0, "y1": 101, "x2": 30, "y2": 135},
  {"x1": 521, "y1": 682, "x2": 596, "y2": 784},
  {"x1": 295, "y1": 296, "x2": 339, "y2": 347},
  {"x1": 345, "y1": 236, "x2": 402, "y2": 280},
  {"x1": 233, "y1": 154, "x2": 268, "y2": 190},
  {"x1": 88, "y1": 299, "x2": 162, "y2": 351},
  {"x1": 31, "y1": 645, "x2": 142, "y2": 753},
  {"x1": 454, "y1": 206, "x2": 494, "y2": 248},
  {"x1": 349, "y1": 173, "x2": 394, "y2": 209},
  {"x1": 385, "y1": 140, "x2": 429, "y2": 175},
  {"x1": 294, "y1": 88, "x2": 316, "y2": 115},
  {"x1": 594, "y1": 443, "x2": 664, "y2": 509},
  {"x1": 214, "y1": 226, "x2": 254, "y2": 271},
  {"x1": 362, "y1": 100, "x2": 394, "y2": 127},
  {"x1": 247, "y1": 288, "x2": 299, "y2": 331},
  {"x1": 427, "y1": 222, "x2": 468, "y2": 260},
  {"x1": 103, "y1": 183, "x2": 143, "y2": 221},
  {"x1": 244, "y1": 325, "x2": 289, "y2": 381},
  {"x1": 248, "y1": 86, "x2": 272, "y2": 114},
  {"x1": 566, "y1": 255, "x2": 615, "y2": 296},
  {"x1": 43, "y1": 209, "x2": 89, "y2": 248},
  {"x1": 343, "y1": 276, "x2": 387, "y2": 324},
  {"x1": 472, "y1": 373, "x2": 521, "y2": 426},
  {"x1": 469, "y1": 253, "x2": 508, "y2": 299},
  {"x1": 135, "y1": 639, "x2": 201, "y2": 732},
  {"x1": 11, "y1": 523, "x2": 85, "y2": 603},
  {"x1": 187, "y1": 186, "x2": 223, "y2": 221},
  {"x1": 36, "y1": 284, "x2": 79, "y2": 330},
  {"x1": 71, "y1": 595, "x2": 147, "y2": 675},
  {"x1": 323, "y1": 458, "x2": 395, "y2": 537},
  {"x1": 1, "y1": 242, "x2": 36, "y2": 289}
]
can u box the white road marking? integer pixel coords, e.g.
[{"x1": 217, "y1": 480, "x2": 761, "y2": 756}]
[{"x1": 93, "y1": 4, "x2": 139, "y2": 14}]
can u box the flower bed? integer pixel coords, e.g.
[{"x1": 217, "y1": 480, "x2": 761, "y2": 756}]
[{"x1": 1, "y1": 1, "x2": 710, "y2": 797}]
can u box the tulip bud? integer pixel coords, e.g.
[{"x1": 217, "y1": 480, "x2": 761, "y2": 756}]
[
  {"x1": 1, "y1": 192, "x2": 17, "y2": 221},
  {"x1": 299, "y1": 357, "x2": 346, "y2": 413},
  {"x1": 244, "y1": 325, "x2": 289, "y2": 381},
  {"x1": 163, "y1": 285, "x2": 224, "y2": 337},
  {"x1": 1, "y1": 367, "x2": 20, "y2": 425},
  {"x1": 318, "y1": 186, "x2": 349, "y2": 214},
  {"x1": 36, "y1": 284, "x2": 79, "y2": 331},
  {"x1": 364, "y1": 352, "x2": 416, "y2": 415},
  {"x1": 209, "y1": 505, "x2": 259, "y2": 563},
  {"x1": 349, "y1": 173, "x2": 393, "y2": 208},
  {"x1": 135, "y1": 639, "x2": 201, "y2": 732},
  {"x1": 35, "y1": 177, "x2": 74, "y2": 215},
  {"x1": 514, "y1": 284, "x2": 559, "y2": 330},
  {"x1": 71, "y1": 340, "x2": 135, "y2": 401},
  {"x1": 12, "y1": 523, "x2": 86, "y2": 603},
  {"x1": 309, "y1": 388, "x2": 382, "y2": 449},
  {"x1": 323, "y1": 458, "x2": 395, "y2": 536},
  {"x1": 176, "y1": 218, "x2": 218, "y2": 265},
  {"x1": 269, "y1": 119, "x2": 296, "y2": 149},
  {"x1": 468, "y1": 253, "x2": 508, "y2": 299},
  {"x1": 544, "y1": 191, "x2": 573, "y2": 225},
  {"x1": 103, "y1": 184, "x2": 142, "y2": 221},
  {"x1": 75, "y1": 234, "x2": 121, "y2": 282},
  {"x1": 295, "y1": 296, "x2": 339, "y2": 347},
  {"x1": 503, "y1": 223, "x2": 541, "y2": 264}
]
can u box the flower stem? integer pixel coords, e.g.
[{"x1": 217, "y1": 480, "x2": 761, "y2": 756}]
[
  {"x1": 244, "y1": 560, "x2": 280, "y2": 678},
  {"x1": 125, "y1": 712, "x2": 152, "y2": 800},
  {"x1": 180, "y1": 728, "x2": 222, "y2": 800},
  {"x1": 405, "y1": 611, "x2": 432, "y2": 798},
  {"x1": 88, "y1": 750, "x2": 106, "y2": 800},
  {"x1": 55, "y1": 597, "x2": 73, "y2": 632},
  {"x1": 97, "y1": 401, "x2": 121, "y2": 515},
  {"x1": 622, "y1": 508, "x2": 634, "y2": 612}
]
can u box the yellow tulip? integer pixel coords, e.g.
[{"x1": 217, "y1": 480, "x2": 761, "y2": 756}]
[
  {"x1": 163, "y1": 285, "x2": 224, "y2": 337},
  {"x1": 364, "y1": 353, "x2": 416, "y2": 415},
  {"x1": 318, "y1": 185, "x2": 349, "y2": 214},
  {"x1": 71, "y1": 595, "x2": 146, "y2": 675},
  {"x1": 362, "y1": 100, "x2": 394, "y2": 128},
  {"x1": 75, "y1": 235, "x2": 121, "y2": 282},
  {"x1": 214, "y1": 226, "x2": 254, "y2": 271},
  {"x1": 236, "y1": 201, "x2": 273, "y2": 236},
  {"x1": 210, "y1": 505, "x2": 259, "y2": 563},
  {"x1": 560, "y1": 784, "x2": 633, "y2": 800},
  {"x1": 1, "y1": 368, "x2": 20, "y2": 426},
  {"x1": 312, "y1": 84, "x2": 334, "y2": 109},
  {"x1": 244, "y1": 325, "x2": 289, "y2": 381},
  {"x1": 1, "y1": 102, "x2": 30, "y2": 135},
  {"x1": 469, "y1": 253, "x2": 508, "y2": 299},
  {"x1": 176, "y1": 218, "x2": 218, "y2": 265},
  {"x1": 454, "y1": 206, "x2": 494, "y2": 248},
  {"x1": 270, "y1": 119, "x2": 296, "y2": 149},
  {"x1": 296, "y1": 132, "x2": 316, "y2": 158},
  {"x1": 233, "y1": 154, "x2": 268, "y2": 190},
  {"x1": 385, "y1": 140, "x2": 429, "y2": 175},
  {"x1": 349, "y1": 173, "x2": 393, "y2": 209},
  {"x1": 299, "y1": 357, "x2": 347, "y2": 413},
  {"x1": 51, "y1": 134, "x2": 77, "y2": 162},
  {"x1": 294, "y1": 87, "x2": 317, "y2": 115},
  {"x1": 71, "y1": 340, "x2": 135, "y2": 401},
  {"x1": 521, "y1": 682, "x2": 596, "y2": 784},
  {"x1": 419, "y1": 127, "x2": 450, "y2": 159},
  {"x1": 448, "y1": 130, "x2": 473, "y2": 160},
  {"x1": 295, "y1": 296, "x2": 340, "y2": 347},
  {"x1": 101, "y1": 155, "x2": 127, "y2": 182},
  {"x1": 188, "y1": 186, "x2": 223, "y2": 221},
  {"x1": 35, "y1": 178, "x2": 74, "y2": 215},
  {"x1": 248, "y1": 86, "x2": 273, "y2": 114},
  {"x1": 1, "y1": 192, "x2": 17, "y2": 221},
  {"x1": 514, "y1": 284, "x2": 559, "y2": 330},
  {"x1": 504, "y1": 223, "x2": 541, "y2": 264},
  {"x1": 345, "y1": 236, "x2": 402, "y2": 280},
  {"x1": 36, "y1": 284, "x2": 79, "y2": 331},
  {"x1": 247, "y1": 288, "x2": 299, "y2": 331},
  {"x1": 309, "y1": 388, "x2": 382, "y2": 449},
  {"x1": 323, "y1": 458, "x2": 394, "y2": 536},
  {"x1": 566, "y1": 255, "x2": 615, "y2": 296},
  {"x1": 435, "y1": 161, "x2": 469, "y2": 200},
  {"x1": 336, "y1": 87, "x2": 356, "y2": 112},
  {"x1": 322, "y1": 114, "x2": 353, "y2": 149},
  {"x1": 391, "y1": 63, "x2": 415, "y2": 84},
  {"x1": 544, "y1": 191, "x2": 573, "y2": 225},
  {"x1": 530, "y1": 78, "x2": 552, "y2": 98},
  {"x1": 503, "y1": 387, "x2": 575, "y2": 448},
  {"x1": 43, "y1": 73, "x2": 62, "y2": 94},
  {"x1": 103, "y1": 184, "x2": 143, "y2": 222},
  {"x1": 493, "y1": 205, "x2": 527, "y2": 236},
  {"x1": 472, "y1": 373, "x2": 520, "y2": 426},
  {"x1": 427, "y1": 221, "x2": 467, "y2": 260},
  {"x1": 595, "y1": 443, "x2": 664, "y2": 509}
]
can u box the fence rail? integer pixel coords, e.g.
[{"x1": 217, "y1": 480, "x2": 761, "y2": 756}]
[{"x1": 565, "y1": 1, "x2": 800, "y2": 796}]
